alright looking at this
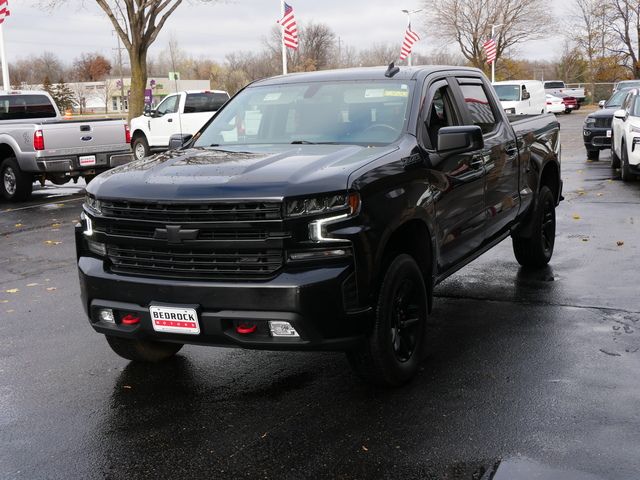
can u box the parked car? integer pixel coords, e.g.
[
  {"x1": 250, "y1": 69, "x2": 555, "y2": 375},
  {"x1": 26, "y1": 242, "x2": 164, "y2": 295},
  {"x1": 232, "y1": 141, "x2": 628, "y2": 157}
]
[
  {"x1": 611, "y1": 88, "x2": 640, "y2": 181},
  {"x1": 0, "y1": 90, "x2": 132, "y2": 201},
  {"x1": 77, "y1": 65, "x2": 561, "y2": 387},
  {"x1": 556, "y1": 93, "x2": 578, "y2": 113},
  {"x1": 613, "y1": 80, "x2": 640, "y2": 92},
  {"x1": 543, "y1": 80, "x2": 586, "y2": 105},
  {"x1": 545, "y1": 94, "x2": 565, "y2": 114},
  {"x1": 583, "y1": 89, "x2": 631, "y2": 160},
  {"x1": 130, "y1": 90, "x2": 230, "y2": 160},
  {"x1": 493, "y1": 80, "x2": 546, "y2": 115}
]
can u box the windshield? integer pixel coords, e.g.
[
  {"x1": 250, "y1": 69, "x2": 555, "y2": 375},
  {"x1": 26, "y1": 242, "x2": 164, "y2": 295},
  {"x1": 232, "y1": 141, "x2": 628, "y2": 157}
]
[
  {"x1": 494, "y1": 85, "x2": 521, "y2": 102},
  {"x1": 193, "y1": 80, "x2": 413, "y2": 147},
  {"x1": 606, "y1": 90, "x2": 628, "y2": 108}
]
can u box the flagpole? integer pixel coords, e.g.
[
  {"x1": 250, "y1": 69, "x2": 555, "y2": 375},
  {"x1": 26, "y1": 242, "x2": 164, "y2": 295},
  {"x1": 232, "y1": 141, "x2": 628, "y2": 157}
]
[
  {"x1": 490, "y1": 23, "x2": 502, "y2": 83},
  {"x1": 402, "y1": 8, "x2": 423, "y2": 67},
  {"x1": 281, "y1": 0, "x2": 287, "y2": 75},
  {"x1": 0, "y1": 23, "x2": 9, "y2": 91}
]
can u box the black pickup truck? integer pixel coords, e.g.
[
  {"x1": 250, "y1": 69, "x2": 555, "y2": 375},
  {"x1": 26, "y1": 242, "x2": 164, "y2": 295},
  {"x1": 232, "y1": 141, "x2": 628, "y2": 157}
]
[{"x1": 76, "y1": 65, "x2": 562, "y2": 386}]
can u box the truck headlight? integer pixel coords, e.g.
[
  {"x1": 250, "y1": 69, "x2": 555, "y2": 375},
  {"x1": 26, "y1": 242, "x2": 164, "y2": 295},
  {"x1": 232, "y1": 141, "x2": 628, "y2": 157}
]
[
  {"x1": 584, "y1": 117, "x2": 596, "y2": 127},
  {"x1": 85, "y1": 195, "x2": 102, "y2": 214},
  {"x1": 285, "y1": 192, "x2": 360, "y2": 218}
]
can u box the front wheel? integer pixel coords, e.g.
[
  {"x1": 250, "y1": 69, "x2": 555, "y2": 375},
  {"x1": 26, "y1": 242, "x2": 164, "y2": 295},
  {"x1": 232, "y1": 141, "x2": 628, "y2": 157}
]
[
  {"x1": 611, "y1": 143, "x2": 621, "y2": 169},
  {"x1": 512, "y1": 185, "x2": 556, "y2": 268},
  {"x1": 132, "y1": 136, "x2": 150, "y2": 160},
  {"x1": 1, "y1": 157, "x2": 33, "y2": 201},
  {"x1": 346, "y1": 254, "x2": 428, "y2": 387},
  {"x1": 105, "y1": 335, "x2": 183, "y2": 362},
  {"x1": 621, "y1": 144, "x2": 637, "y2": 182},
  {"x1": 586, "y1": 149, "x2": 600, "y2": 161}
]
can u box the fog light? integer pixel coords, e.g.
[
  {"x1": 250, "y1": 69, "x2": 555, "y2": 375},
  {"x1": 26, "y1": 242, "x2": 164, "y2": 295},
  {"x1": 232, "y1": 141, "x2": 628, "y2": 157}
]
[
  {"x1": 98, "y1": 308, "x2": 115, "y2": 323},
  {"x1": 269, "y1": 321, "x2": 299, "y2": 337},
  {"x1": 288, "y1": 249, "x2": 348, "y2": 262},
  {"x1": 86, "y1": 239, "x2": 106, "y2": 256}
]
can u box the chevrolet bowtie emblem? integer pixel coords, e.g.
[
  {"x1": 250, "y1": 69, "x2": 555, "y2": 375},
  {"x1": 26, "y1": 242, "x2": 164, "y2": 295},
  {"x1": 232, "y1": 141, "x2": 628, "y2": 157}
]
[{"x1": 154, "y1": 225, "x2": 200, "y2": 244}]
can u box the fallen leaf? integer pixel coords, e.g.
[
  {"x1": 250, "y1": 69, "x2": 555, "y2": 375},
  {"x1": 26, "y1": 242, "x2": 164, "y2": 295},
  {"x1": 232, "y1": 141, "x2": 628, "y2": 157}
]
[
  {"x1": 362, "y1": 445, "x2": 369, "y2": 452},
  {"x1": 261, "y1": 432, "x2": 268, "y2": 439},
  {"x1": 26, "y1": 283, "x2": 38, "y2": 287},
  {"x1": 5, "y1": 288, "x2": 19, "y2": 293},
  {"x1": 123, "y1": 385, "x2": 132, "y2": 389},
  {"x1": 44, "y1": 240, "x2": 62, "y2": 245},
  {"x1": 572, "y1": 214, "x2": 581, "y2": 220},
  {"x1": 14, "y1": 223, "x2": 23, "y2": 228},
  {"x1": 582, "y1": 238, "x2": 589, "y2": 242},
  {"x1": 46, "y1": 287, "x2": 57, "y2": 292},
  {"x1": 596, "y1": 193, "x2": 604, "y2": 197},
  {"x1": 51, "y1": 223, "x2": 61, "y2": 228},
  {"x1": 617, "y1": 241, "x2": 624, "y2": 246}
]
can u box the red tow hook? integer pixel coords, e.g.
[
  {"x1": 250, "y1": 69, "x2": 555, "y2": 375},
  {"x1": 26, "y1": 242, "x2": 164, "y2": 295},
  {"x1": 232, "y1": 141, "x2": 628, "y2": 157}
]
[
  {"x1": 121, "y1": 314, "x2": 141, "y2": 325},
  {"x1": 236, "y1": 323, "x2": 257, "y2": 334}
]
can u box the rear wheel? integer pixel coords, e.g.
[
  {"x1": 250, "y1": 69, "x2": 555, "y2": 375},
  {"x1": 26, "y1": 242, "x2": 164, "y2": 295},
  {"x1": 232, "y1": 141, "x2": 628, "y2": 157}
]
[
  {"x1": 105, "y1": 335, "x2": 183, "y2": 362},
  {"x1": 512, "y1": 185, "x2": 556, "y2": 268},
  {"x1": 586, "y1": 149, "x2": 600, "y2": 161},
  {"x1": 1, "y1": 157, "x2": 33, "y2": 201},
  {"x1": 347, "y1": 254, "x2": 428, "y2": 387},
  {"x1": 132, "y1": 135, "x2": 150, "y2": 160}
]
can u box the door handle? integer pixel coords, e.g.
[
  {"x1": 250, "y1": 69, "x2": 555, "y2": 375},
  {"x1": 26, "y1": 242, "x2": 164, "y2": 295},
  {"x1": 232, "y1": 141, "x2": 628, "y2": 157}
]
[
  {"x1": 470, "y1": 156, "x2": 483, "y2": 169},
  {"x1": 167, "y1": 118, "x2": 173, "y2": 122}
]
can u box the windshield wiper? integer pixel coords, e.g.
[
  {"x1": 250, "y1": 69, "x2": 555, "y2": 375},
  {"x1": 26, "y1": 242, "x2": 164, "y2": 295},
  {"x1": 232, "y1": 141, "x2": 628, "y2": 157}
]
[{"x1": 291, "y1": 140, "x2": 317, "y2": 144}]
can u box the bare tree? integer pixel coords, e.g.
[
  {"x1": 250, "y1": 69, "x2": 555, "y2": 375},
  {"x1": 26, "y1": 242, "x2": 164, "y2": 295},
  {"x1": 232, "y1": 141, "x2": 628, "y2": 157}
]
[
  {"x1": 426, "y1": 0, "x2": 553, "y2": 69},
  {"x1": 609, "y1": 0, "x2": 640, "y2": 77},
  {"x1": 358, "y1": 43, "x2": 398, "y2": 67},
  {"x1": 44, "y1": 1, "x2": 218, "y2": 121}
]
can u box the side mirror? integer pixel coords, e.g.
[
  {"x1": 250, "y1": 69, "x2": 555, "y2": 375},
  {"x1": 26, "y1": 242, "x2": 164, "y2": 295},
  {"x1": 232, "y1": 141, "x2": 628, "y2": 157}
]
[
  {"x1": 437, "y1": 126, "x2": 484, "y2": 154},
  {"x1": 598, "y1": 100, "x2": 606, "y2": 109},
  {"x1": 522, "y1": 91, "x2": 531, "y2": 100},
  {"x1": 168, "y1": 133, "x2": 193, "y2": 150},
  {"x1": 614, "y1": 109, "x2": 627, "y2": 120},
  {"x1": 143, "y1": 104, "x2": 151, "y2": 116}
]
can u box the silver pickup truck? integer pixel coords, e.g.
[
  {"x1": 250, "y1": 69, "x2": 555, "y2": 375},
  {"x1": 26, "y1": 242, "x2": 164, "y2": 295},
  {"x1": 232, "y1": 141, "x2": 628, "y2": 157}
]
[{"x1": 0, "y1": 90, "x2": 133, "y2": 201}]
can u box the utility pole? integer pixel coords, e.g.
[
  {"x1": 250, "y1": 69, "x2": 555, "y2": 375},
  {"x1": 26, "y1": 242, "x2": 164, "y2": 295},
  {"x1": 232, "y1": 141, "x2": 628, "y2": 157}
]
[
  {"x1": 401, "y1": 9, "x2": 424, "y2": 67},
  {"x1": 112, "y1": 25, "x2": 127, "y2": 113}
]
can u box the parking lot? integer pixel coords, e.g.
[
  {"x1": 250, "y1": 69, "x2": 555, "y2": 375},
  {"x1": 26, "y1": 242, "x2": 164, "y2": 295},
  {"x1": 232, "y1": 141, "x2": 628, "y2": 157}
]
[{"x1": 1, "y1": 110, "x2": 639, "y2": 479}]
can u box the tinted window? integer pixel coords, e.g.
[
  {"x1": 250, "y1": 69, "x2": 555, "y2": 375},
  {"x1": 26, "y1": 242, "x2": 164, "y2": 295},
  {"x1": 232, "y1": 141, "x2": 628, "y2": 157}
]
[
  {"x1": 156, "y1": 95, "x2": 178, "y2": 115},
  {"x1": 423, "y1": 85, "x2": 459, "y2": 148},
  {"x1": 544, "y1": 82, "x2": 564, "y2": 89},
  {"x1": 193, "y1": 81, "x2": 412, "y2": 147},
  {"x1": 184, "y1": 92, "x2": 229, "y2": 113},
  {"x1": 0, "y1": 94, "x2": 57, "y2": 120},
  {"x1": 459, "y1": 84, "x2": 497, "y2": 134}
]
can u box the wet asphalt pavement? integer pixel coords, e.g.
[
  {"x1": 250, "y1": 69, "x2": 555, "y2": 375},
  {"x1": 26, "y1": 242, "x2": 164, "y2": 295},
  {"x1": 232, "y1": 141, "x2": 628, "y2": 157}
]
[{"x1": 1, "y1": 111, "x2": 640, "y2": 479}]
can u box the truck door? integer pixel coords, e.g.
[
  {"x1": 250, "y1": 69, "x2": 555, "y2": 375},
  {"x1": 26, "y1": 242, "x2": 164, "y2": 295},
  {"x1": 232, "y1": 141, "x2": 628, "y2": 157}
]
[
  {"x1": 149, "y1": 94, "x2": 180, "y2": 146},
  {"x1": 456, "y1": 78, "x2": 520, "y2": 243},
  {"x1": 419, "y1": 78, "x2": 486, "y2": 272}
]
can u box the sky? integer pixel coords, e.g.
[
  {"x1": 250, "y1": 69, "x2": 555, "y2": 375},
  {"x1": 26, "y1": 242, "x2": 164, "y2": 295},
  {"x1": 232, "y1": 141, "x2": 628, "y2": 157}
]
[{"x1": 4, "y1": 1, "x2": 564, "y2": 67}]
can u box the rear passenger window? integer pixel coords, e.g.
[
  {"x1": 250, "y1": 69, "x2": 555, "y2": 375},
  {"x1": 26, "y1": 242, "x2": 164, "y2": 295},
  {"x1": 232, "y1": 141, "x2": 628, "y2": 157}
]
[{"x1": 459, "y1": 84, "x2": 497, "y2": 134}]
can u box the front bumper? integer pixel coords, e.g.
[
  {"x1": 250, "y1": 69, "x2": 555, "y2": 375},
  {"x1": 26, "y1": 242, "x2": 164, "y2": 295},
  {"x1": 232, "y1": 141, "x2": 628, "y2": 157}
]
[
  {"x1": 77, "y1": 253, "x2": 369, "y2": 352},
  {"x1": 583, "y1": 127, "x2": 611, "y2": 149}
]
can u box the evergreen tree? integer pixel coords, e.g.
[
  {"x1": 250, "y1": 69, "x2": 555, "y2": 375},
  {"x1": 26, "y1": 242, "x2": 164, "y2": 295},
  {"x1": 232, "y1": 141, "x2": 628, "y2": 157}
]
[{"x1": 54, "y1": 78, "x2": 76, "y2": 113}]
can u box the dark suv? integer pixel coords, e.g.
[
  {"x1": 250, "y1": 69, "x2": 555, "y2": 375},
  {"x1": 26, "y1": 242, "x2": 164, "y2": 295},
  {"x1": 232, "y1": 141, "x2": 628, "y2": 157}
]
[{"x1": 583, "y1": 89, "x2": 631, "y2": 160}]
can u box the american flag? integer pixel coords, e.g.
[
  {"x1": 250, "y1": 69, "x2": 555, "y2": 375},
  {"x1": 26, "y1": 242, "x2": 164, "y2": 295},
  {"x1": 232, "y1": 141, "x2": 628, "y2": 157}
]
[
  {"x1": 399, "y1": 23, "x2": 420, "y2": 61},
  {"x1": 483, "y1": 38, "x2": 497, "y2": 64},
  {"x1": 0, "y1": 0, "x2": 10, "y2": 25},
  {"x1": 278, "y1": 2, "x2": 298, "y2": 50}
]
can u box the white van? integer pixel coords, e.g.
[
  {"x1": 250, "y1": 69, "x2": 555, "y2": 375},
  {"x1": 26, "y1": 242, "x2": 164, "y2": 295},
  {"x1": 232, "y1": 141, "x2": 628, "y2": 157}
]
[{"x1": 492, "y1": 80, "x2": 546, "y2": 115}]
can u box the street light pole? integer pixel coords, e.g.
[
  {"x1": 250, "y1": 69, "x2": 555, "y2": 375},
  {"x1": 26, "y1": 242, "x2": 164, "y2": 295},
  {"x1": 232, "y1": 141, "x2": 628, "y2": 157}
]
[
  {"x1": 401, "y1": 8, "x2": 424, "y2": 67},
  {"x1": 489, "y1": 23, "x2": 503, "y2": 83}
]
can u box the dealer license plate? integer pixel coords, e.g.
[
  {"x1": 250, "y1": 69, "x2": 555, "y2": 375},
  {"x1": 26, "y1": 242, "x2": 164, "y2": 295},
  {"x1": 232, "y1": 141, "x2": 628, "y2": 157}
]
[
  {"x1": 150, "y1": 305, "x2": 200, "y2": 335},
  {"x1": 79, "y1": 155, "x2": 96, "y2": 166},
  {"x1": 606, "y1": 129, "x2": 612, "y2": 138}
]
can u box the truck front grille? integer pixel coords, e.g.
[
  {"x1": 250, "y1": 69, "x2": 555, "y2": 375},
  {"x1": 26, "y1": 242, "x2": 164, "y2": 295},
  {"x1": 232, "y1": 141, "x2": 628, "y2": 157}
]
[
  {"x1": 107, "y1": 245, "x2": 283, "y2": 280},
  {"x1": 595, "y1": 118, "x2": 612, "y2": 128},
  {"x1": 94, "y1": 200, "x2": 287, "y2": 281}
]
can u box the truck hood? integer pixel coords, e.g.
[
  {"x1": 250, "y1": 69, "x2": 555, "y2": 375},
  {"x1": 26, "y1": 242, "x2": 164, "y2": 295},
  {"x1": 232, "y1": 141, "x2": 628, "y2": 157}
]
[
  {"x1": 88, "y1": 144, "x2": 398, "y2": 201},
  {"x1": 588, "y1": 108, "x2": 618, "y2": 119}
]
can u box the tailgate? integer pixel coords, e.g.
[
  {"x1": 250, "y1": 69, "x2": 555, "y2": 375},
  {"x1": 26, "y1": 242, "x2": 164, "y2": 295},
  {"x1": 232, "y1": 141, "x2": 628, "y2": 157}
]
[{"x1": 40, "y1": 120, "x2": 129, "y2": 153}]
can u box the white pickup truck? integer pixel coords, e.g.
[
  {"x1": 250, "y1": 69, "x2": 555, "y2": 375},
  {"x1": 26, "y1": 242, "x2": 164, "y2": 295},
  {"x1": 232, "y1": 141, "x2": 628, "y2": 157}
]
[
  {"x1": 0, "y1": 90, "x2": 132, "y2": 201},
  {"x1": 129, "y1": 90, "x2": 229, "y2": 160},
  {"x1": 543, "y1": 81, "x2": 586, "y2": 105}
]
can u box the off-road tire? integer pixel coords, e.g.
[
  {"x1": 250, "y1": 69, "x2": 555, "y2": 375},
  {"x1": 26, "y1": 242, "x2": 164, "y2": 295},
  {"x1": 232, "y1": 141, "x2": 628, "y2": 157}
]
[
  {"x1": 132, "y1": 135, "x2": 150, "y2": 160},
  {"x1": 512, "y1": 185, "x2": 556, "y2": 268},
  {"x1": 611, "y1": 143, "x2": 621, "y2": 169},
  {"x1": 1, "y1": 157, "x2": 33, "y2": 201},
  {"x1": 105, "y1": 335, "x2": 183, "y2": 362},
  {"x1": 346, "y1": 254, "x2": 428, "y2": 387},
  {"x1": 586, "y1": 149, "x2": 600, "y2": 161},
  {"x1": 620, "y1": 143, "x2": 637, "y2": 182}
]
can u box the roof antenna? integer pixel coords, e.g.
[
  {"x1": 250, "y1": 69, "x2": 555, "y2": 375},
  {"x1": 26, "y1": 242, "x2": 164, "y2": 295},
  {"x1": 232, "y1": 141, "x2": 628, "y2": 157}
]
[{"x1": 385, "y1": 62, "x2": 400, "y2": 78}]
